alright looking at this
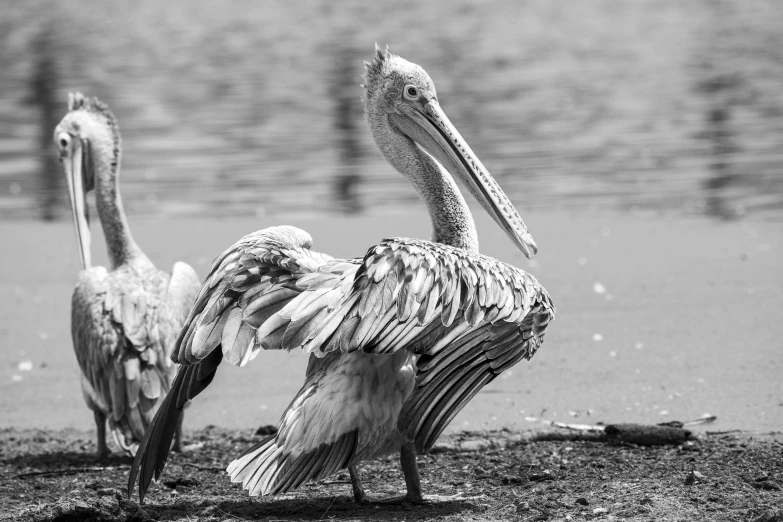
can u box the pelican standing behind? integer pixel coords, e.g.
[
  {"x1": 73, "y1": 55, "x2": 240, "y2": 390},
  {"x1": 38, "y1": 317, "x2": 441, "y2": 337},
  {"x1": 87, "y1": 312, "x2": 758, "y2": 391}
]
[
  {"x1": 55, "y1": 94, "x2": 201, "y2": 457},
  {"x1": 129, "y1": 47, "x2": 554, "y2": 502}
]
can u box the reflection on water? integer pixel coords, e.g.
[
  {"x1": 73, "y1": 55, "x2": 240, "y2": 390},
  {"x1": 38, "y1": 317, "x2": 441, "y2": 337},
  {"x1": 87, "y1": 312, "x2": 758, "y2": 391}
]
[
  {"x1": 27, "y1": 24, "x2": 63, "y2": 221},
  {"x1": 0, "y1": 1, "x2": 781, "y2": 221},
  {"x1": 696, "y1": 0, "x2": 749, "y2": 222},
  {"x1": 703, "y1": 103, "x2": 741, "y2": 221},
  {"x1": 696, "y1": 69, "x2": 747, "y2": 221},
  {"x1": 330, "y1": 41, "x2": 363, "y2": 215}
]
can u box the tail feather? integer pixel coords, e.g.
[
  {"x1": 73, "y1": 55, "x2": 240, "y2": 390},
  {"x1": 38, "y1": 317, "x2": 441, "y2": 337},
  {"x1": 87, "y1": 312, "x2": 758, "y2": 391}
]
[
  {"x1": 273, "y1": 452, "x2": 312, "y2": 494},
  {"x1": 318, "y1": 429, "x2": 356, "y2": 481},
  {"x1": 300, "y1": 443, "x2": 331, "y2": 484},
  {"x1": 249, "y1": 445, "x2": 284, "y2": 496},
  {"x1": 226, "y1": 436, "x2": 275, "y2": 484},
  {"x1": 226, "y1": 429, "x2": 358, "y2": 497},
  {"x1": 110, "y1": 427, "x2": 138, "y2": 456},
  {"x1": 109, "y1": 397, "x2": 156, "y2": 458}
]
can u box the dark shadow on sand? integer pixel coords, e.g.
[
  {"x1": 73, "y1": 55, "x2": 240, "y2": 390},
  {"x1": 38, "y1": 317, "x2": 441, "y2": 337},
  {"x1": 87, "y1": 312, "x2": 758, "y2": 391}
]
[
  {"x1": 149, "y1": 495, "x2": 477, "y2": 521},
  {"x1": 7, "y1": 450, "x2": 132, "y2": 475}
]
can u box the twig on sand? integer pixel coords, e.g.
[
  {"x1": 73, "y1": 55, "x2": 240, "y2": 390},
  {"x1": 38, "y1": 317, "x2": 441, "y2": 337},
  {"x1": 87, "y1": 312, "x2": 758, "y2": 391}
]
[
  {"x1": 683, "y1": 415, "x2": 717, "y2": 426},
  {"x1": 319, "y1": 496, "x2": 338, "y2": 519},
  {"x1": 16, "y1": 466, "x2": 116, "y2": 478},
  {"x1": 532, "y1": 432, "x2": 606, "y2": 443},
  {"x1": 525, "y1": 417, "x2": 605, "y2": 432},
  {"x1": 659, "y1": 415, "x2": 717, "y2": 428},
  {"x1": 706, "y1": 429, "x2": 742, "y2": 436}
]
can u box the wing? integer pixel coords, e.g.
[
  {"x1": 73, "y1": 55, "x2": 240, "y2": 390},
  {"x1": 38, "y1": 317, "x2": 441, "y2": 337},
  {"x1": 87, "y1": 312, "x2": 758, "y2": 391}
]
[
  {"x1": 71, "y1": 267, "x2": 114, "y2": 414},
  {"x1": 399, "y1": 302, "x2": 552, "y2": 453},
  {"x1": 129, "y1": 225, "x2": 358, "y2": 501},
  {"x1": 300, "y1": 238, "x2": 555, "y2": 453},
  {"x1": 72, "y1": 266, "x2": 172, "y2": 454},
  {"x1": 173, "y1": 226, "x2": 359, "y2": 366}
]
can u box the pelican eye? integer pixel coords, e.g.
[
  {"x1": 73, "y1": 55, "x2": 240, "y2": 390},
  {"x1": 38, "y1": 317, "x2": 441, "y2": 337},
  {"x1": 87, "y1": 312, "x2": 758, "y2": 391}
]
[
  {"x1": 404, "y1": 85, "x2": 419, "y2": 100},
  {"x1": 56, "y1": 132, "x2": 71, "y2": 150}
]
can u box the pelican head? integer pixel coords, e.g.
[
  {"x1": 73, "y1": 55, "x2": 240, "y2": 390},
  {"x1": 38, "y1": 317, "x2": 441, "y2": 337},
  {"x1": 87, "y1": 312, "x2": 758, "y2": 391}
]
[
  {"x1": 363, "y1": 45, "x2": 537, "y2": 258},
  {"x1": 53, "y1": 93, "x2": 120, "y2": 270}
]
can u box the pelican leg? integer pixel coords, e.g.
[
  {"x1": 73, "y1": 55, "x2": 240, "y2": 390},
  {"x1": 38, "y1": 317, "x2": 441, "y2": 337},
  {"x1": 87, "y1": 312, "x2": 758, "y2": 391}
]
[
  {"x1": 400, "y1": 440, "x2": 424, "y2": 504},
  {"x1": 376, "y1": 441, "x2": 424, "y2": 504},
  {"x1": 348, "y1": 465, "x2": 368, "y2": 503},
  {"x1": 94, "y1": 410, "x2": 109, "y2": 459}
]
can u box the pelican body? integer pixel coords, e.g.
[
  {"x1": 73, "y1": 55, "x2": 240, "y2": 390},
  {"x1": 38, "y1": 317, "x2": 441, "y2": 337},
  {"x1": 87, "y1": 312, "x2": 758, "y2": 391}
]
[
  {"x1": 55, "y1": 94, "x2": 200, "y2": 457},
  {"x1": 129, "y1": 47, "x2": 554, "y2": 502}
]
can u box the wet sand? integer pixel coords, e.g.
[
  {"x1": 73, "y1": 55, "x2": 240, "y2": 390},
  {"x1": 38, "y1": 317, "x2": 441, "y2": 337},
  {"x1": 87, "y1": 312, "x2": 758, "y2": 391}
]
[{"x1": 0, "y1": 209, "x2": 781, "y2": 434}]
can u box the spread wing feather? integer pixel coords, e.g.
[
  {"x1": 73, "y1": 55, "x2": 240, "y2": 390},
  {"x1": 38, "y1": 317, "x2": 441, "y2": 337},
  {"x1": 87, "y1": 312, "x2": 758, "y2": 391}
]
[
  {"x1": 298, "y1": 238, "x2": 555, "y2": 454},
  {"x1": 226, "y1": 430, "x2": 358, "y2": 497},
  {"x1": 130, "y1": 225, "x2": 358, "y2": 501},
  {"x1": 131, "y1": 232, "x2": 554, "y2": 500}
]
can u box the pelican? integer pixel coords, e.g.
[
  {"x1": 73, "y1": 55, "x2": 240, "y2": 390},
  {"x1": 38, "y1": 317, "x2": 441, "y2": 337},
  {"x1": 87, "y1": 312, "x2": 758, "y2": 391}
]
[
  {"x1": 54, "y1": 93, "x2": 201, "y2": 458},
  {"x1": 129, "y1": 46, "x2": 554, "y2": 503}
]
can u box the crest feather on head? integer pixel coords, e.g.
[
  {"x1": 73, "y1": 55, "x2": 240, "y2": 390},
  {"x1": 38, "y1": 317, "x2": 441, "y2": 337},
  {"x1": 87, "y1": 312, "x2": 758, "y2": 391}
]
[
  {"x1": 65, "y1": 92, "x2": 121, "y2": 159},
  {"x1": 67, "y1": 92, "x2": 111, "y2": 114},
  {"x1": 362, "y1": 43, "x2": 394, "y2": 87},
  {"x1": 362, "y1": 43, "x2": 399, "y2": 108},
  {"x1": 365, "y1": 43, "x2": 390, "y2": 71}
]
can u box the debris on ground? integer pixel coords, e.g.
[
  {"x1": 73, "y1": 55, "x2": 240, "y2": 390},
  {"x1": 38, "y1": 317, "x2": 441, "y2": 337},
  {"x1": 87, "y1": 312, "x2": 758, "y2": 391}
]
[
  {"x1": 604, "y1": 423, "x2": 692, "y2": 445},
  {"x1": 523, "y1": 415, "x2": 717, "y2": 446},
  {"x1": 0, "y1": 427, "x2": 780, "y2": 521},
  {"x1": 684, "y1": 470, "x2": 706, "y2": 485}
]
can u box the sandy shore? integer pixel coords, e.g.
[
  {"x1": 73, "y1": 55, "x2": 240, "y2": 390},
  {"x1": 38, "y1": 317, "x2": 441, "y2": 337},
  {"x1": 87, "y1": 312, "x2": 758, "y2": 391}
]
[
  {"x1": 0, "y1": 208, "x2": 781, "y2": 435},
  {"x1": 2, "y1": 427, "x2": 781, "y2": 521}
]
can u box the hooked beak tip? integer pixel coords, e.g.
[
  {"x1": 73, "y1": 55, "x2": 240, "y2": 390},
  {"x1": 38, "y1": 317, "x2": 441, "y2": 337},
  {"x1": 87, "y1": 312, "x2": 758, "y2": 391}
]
[{"x1": 521, "y1": 234, "x2": 538, "y2": 259}]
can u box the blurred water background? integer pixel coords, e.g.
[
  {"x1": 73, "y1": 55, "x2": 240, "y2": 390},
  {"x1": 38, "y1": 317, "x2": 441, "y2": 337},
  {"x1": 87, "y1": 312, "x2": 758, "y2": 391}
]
[{"x1": 2, "y1": 0, "x2": 782, "y2": 222}]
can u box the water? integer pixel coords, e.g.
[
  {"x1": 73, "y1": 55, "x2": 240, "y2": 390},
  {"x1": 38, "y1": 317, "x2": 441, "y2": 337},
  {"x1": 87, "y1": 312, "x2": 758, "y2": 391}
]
[{"x1": 1, "y1": 0, "x2": 782, "y2": 221}]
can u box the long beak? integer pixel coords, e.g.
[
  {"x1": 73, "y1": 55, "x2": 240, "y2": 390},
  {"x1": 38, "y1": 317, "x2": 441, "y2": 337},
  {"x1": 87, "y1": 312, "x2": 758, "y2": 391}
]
[
  {"x1": 392, "y1": 100, "x2": 538, "y2": 258},
  {"x1": 62, "y1": 139, "x2": 92, "y2": 269}
]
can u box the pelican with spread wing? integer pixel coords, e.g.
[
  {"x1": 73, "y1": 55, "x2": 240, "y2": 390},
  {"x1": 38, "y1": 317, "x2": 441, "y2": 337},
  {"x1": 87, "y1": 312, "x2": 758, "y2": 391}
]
[
  {"x1": 129, "y1": 46, "x2": 554, "y2": 503},
  {"x1": 55, "y1": 94, "x2": 200, "y2": 457}
]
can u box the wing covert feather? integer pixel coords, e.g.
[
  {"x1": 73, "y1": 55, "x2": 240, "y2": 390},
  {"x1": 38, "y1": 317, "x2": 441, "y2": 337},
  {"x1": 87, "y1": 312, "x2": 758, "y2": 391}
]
[
  {"x1": 294, "y1": 237, "x2": 555, "y2": 454},
  {"x1": 172, "y1": 226, "x2": 362, "y2": 368}
]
